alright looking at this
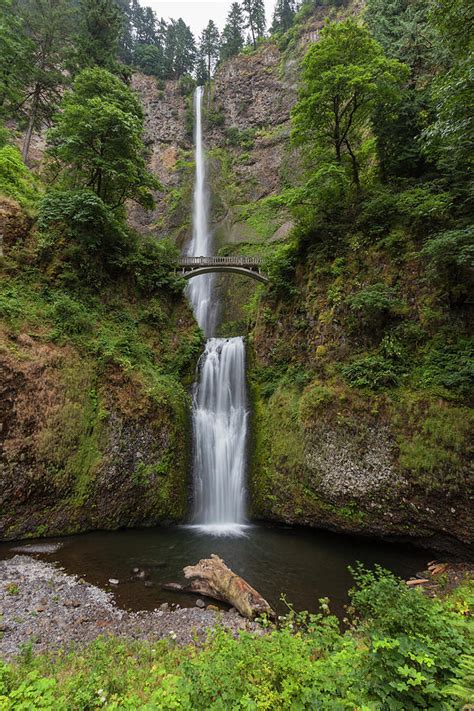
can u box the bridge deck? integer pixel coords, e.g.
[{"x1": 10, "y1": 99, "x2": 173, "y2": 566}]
[{"x1": 178, "y1": 256, "x2": 263, "y2": 267}]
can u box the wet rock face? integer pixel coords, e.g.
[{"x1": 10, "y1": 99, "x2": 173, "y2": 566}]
[{"x1": 0, "y1": 336, "x2": 190, "y2": 540}]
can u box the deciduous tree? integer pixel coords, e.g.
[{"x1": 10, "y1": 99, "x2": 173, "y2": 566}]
[
  {"x1": 292, "y1": 19, "x2": 408, "y2": 188},
  {"x1": 47, "y1": 68, "x2": 160, "y2": 209}
]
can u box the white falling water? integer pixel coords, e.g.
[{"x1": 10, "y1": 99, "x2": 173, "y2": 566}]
[
  {"x1": 186, "y1": 86, "x2": 216, "y2": 337},
  {"x1": 192, "y1": 338, "x2": 248, "y2": 533},
  {"x1": 186, "y1": 87, "x2": 248, "y2": 535}
]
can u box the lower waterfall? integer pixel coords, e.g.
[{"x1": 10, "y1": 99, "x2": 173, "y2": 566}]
[{"x1": 191, "y1": 337, "x2": 248, "y2": 534}]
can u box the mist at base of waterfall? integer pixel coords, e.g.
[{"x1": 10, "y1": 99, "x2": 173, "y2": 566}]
[{"x1": 184, "y1": 523, "x2": 251, "y2": 537}]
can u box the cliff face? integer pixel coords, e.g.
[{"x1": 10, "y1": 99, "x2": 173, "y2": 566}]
[
  {"x1": 0, "y1": 305, "x2": 198, "y2": 539},
  {"x1": 0, "y1": 197, "x2": 201, "y2": 539}
]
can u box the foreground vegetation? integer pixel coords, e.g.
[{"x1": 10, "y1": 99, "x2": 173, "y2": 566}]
[{"x1": 0, "y1": 568, "x2": 472, "y2": 709}]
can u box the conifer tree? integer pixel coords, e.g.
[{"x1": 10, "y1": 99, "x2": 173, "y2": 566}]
[
  {"x1": 271, "y1": 0, "x2": 296, "y2": 34},
  {"x1": 199, "y1": 20, "x2": 220, "y2": 80},
  {"x1": 0, "y1": 0, "x2": 34, "y2": 115},
  {"x1": 18, "y1": 0, "x2": 75, "y2": 161},
  {"x1": 242, "y1": 0, "x2": 266, "y2": 49},
  {"x1": 220, "y1": 2, "x2": 245, "y2": 61},
  {"x1": 164, "y1": 19, "x2": 196, "y2": 78},
  {"x1": 76, "y1": 0, "x2": 123, "y2": 72}
]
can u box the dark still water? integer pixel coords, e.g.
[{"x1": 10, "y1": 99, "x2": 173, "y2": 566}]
[{"x1": 0, "y1": 525, "x2": 432, "y2": 616}]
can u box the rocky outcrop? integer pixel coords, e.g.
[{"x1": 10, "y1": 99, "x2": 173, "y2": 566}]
[
  {"x1": 0, "y1": 326, "x2": 193, "y2": 540},
  {"x1": 127, "y1": 74, "x2": 193, "y2": 241},
  {"x1": 250, "y1": 375, "x2": 473, "y2": 556}
]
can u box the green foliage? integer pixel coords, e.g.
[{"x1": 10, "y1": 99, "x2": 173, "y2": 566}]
[
  {"x1": 341, "y1": 354, "x2": 400, "y2": 390},
  {"x1": 120, "y1": 236, "x2": 185, "y2": 296},
  {"x1": 416, "y1": 336, "x2": 474, "y2": 396},
  {"x1": 253, "y1": 363, "x2": 312, "y2": 399},
  {"x1": 220, "y1": 2, "x2": 245, "y2": 62},
  {"x1": 0, "y1": 0, "x2": 34, "y2": 118},
  {"x1": 292, "y1": 19, "x2": 408, "y2": 187},
  {"x1": 0, "y1": 144, "x2": 39, "y2": 207},
  {"x1": 348, "y1": 565, "x2": 471, "y2": 710},
  {"x1": 394, "y1": 396, "x2": 473, "y2": 493},
  {"x1": 263, "y1": 241, "x2": 299, "y2": 296},
  {"x1": 446, "y1": 654, "x2": 474, "y2": 707},
  {"x1": 47, "y1": 67, "x2": 160, "y2": 209},
  {"x1": 0, "y1": 569, "x2": 471, "y2": 709},
  {"x1": 75, "y1": 0, "x2": 123, "y2": 73},
  {"x1": 422, "y1": 226, "x2": 474, "y2": 275},
  {"x1": 299, "y1": 381, "x2": 335, "y2": 423},
  {"x1": 345, "y1": 283, "x2": 406, "y2": 326}
]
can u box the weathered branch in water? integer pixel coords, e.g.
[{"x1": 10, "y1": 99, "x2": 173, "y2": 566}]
[{"x1": 165, "y1": 554, "x2": 275, "y2": 620}]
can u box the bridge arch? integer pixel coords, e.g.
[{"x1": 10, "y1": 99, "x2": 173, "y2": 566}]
[
  {"x1": 182, "y1": 265, "x2": 269, "y2": 284},
  {"x1": 177, "y1": 256, "x2": 269, "y2": 284}
]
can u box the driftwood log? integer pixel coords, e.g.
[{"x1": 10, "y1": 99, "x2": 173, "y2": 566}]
[{"x1": 164, "y1": 554, "x2": 274, "y2": 620}]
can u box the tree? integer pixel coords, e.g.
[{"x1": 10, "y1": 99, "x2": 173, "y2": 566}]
[
  {"x1": 0, "y1": 0, "x2": 34, "y2": 116},
  {"x1": 199, "y1": 20, "x2": 220, "y2": 81},
  {"x1": 242, "y1": 0, "x2": 266, "y2": 49},
  {"x1": 18, "y1": 0, "x2": 75, "y2": 162},
  {"x1": 220, "y1": 3, "x2": 245, "y2": 61},
  {"x1": 47, "y1": 68, "x2": 160, "y2": 209},
  {"x1": 76, "y1": 0, "x2": 123, "y2": 72},
  {"x1": 271, "y1": 0, "x2": 296, "y2": 34},
  {"x1": 114, "y1": 0, "x2": 135, "y2": 64},
  {"x1": 292, "y1": 19, "x2": 408, "y2": 188},
  {"x1": 134, "y1": 43, "x2": 165, "y2": 77},
  {"x1": 164, "y1": 18, "x2": 196, "y2": 78},
  {"x1": 422, "y1": 0, "x2": 474, "y2": 203}
]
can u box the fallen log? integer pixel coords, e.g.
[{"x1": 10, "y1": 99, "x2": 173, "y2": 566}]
[{"x1": 173, "y1": 554, "x2": 274, "y2": 620}]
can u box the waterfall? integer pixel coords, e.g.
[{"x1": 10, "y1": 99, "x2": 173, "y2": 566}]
[
  {"x1": 186, "y1": 87, "x2": 248, "y2": 535},
  {"x1": 186, "y1": 86, "x2": 216, "y2": 337}
]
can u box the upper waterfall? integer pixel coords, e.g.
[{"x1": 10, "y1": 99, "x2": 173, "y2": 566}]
[{"x1": 186, "y1": 86, "x2": 217, "y2": 336}]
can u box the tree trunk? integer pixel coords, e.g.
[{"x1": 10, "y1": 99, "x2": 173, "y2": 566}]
[
  {"x1": 181, "y1": 554, "x2": 274, "y2": 619},
  {"x1": 344, "y1": 138, "x2": 360, "y2": 189},
  {"x1": 22, "y1": 84, "x2": 40, "y2": 163}
]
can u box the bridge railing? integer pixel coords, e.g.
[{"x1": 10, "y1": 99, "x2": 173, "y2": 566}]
[{"x1": 178, "y1": 256, "x2": 263, "y2": 267}]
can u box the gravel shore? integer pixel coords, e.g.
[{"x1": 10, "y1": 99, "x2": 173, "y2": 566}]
[{"x1": 0, "y1": 556, "x2": 260, "y2": 659}]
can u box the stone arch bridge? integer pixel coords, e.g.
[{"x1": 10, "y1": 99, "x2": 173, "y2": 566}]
[{"x1": 177, "y1": 256, "x2": 269, "y2": 284}]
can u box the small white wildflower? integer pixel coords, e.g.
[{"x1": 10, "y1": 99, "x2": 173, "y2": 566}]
[{"x1": 169, "y1": 630, "x2": 177, "y2": 640}]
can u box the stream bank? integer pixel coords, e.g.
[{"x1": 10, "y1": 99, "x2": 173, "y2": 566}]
[{"x1": 0, "y1": 556, "x2": 258, "y2": 660}]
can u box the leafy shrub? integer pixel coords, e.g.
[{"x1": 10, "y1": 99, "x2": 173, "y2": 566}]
[
  {"x1": 225, "y1": 127, "x2": 255, "y2": 150},
  {"x1": 421, "y1": 226, "x2": 474, "y2": 273},
  {"x1": 357, "y1": 187, "x2": 399, "y2": 237},
  {"x1": 0, "y1": 145, "x2": 39, "y2": 208},
  {"x1": 263, "y1": 241, "x2": 299, "y2": 296},
  {"x1": 396, "y1": 186, "x2": 452, "y2": 232},
  {"x1": 38, "y1": 189, "x2": 131, "y2": 267},
  {"x1": 348, "y1": 565, "x2": 469, "y2": 709},
  {"x1": 417, "y1": 336, "x2": 473, "y2": 396},
  {"x1": 0, "y1": 568, "x2": 471, "y2": 709},
  {"x1": 253, "y1": 364, "x2": 312, "y2": 398},
  {"x1": 50, "y1": 294, "x2": 94, "y2": 338},
  {"x1": 345, "y1": 283, "x2": 406, "y2": 326},
  {"x1": 341, "y1": 354, "x2": 400, "y2": 389},
  {"x1": 121, "y1": 236, "x2": 184, "y2": 295}
]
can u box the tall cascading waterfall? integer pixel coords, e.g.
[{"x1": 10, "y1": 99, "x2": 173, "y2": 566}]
[
  {"x1": 186, "y1": 86, "x2": 217, "y2": 337},
  {"x1": 187, "y1": 87, "x2": 248, "y2": 534}
]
